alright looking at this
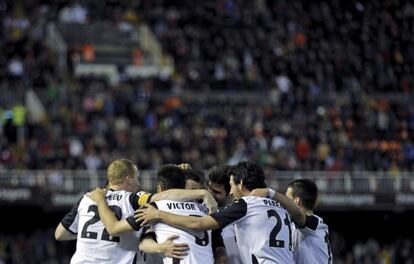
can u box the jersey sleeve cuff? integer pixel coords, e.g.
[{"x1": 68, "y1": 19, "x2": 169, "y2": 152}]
[
  {"x1": 126, "y1": 215, "x2": 141, "y2": 231},
  {"x1": 210, "y1": 199, "x2": 247, "y2": 228},
  {"x1": 61, "y1": 222, "x2": 77, "y2": 234},
  {"x1": 209, "y1": 213, "x2": 227, "y2": 228},
  {"x1": 142, "y1": 231, "x2": 157, "y2": 241},
  {"x1": 299, "y1": 215, "x2": 319, "y2": 230}
]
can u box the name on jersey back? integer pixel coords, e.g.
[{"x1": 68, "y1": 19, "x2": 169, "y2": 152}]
[
  {"x1": 106, "y1": 194, "x2": 122, "y2": 201},
  {"x1": 166, "y1": 202, "x2": 204, "y2": 212},
  {"x1": 262, "y1": 198, "x2": 284, "y2": 209}
]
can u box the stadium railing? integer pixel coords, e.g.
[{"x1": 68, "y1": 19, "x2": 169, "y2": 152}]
[
  {"x1": 0, "y1": 170, "x2": 413, "y2": 210},
  {"x1": 0, "y1": 170, "x2": 413, "y2": 193}
]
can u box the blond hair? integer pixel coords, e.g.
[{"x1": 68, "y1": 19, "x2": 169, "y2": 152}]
[{"x1": 107, "y1": 159, "x2": 137, "y2": 185}]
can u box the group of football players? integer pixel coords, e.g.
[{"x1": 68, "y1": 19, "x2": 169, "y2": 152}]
[{"x1": 55, "y1": 158, "x2": 332, "y2": 264}]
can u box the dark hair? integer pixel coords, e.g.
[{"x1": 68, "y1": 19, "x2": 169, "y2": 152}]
[
  {"x1": 230, "y1": 161, "x2": 266, "y2": 191},
  {"x1": 207, "y1": 165, "x2": 232, "y2": 194},
  {"x1": 288, "y1": 179, "x2": 318, "y2": 210},
  {"x1": 184, "y1": 169, "x2": 206, "y2": 186},
  {"x1": 157, "y1": 164, "x2": 186, "y2": 190}
]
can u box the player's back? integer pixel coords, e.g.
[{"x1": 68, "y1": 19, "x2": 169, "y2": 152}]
[
  {"x1": 152, "y1": 200, "x2": 214, "y2": 264},
  {"x1": 234, "y1": 196, "x2": 294, "y2": 264},
  {"x1": 69, "y1": 190, "x2": 142, "y2": 264},
  {"x1": 292, "y1": 214, "x2": 332, "y2": 264}
]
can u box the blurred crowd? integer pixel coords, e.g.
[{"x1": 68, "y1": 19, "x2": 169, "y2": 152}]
[
  {"x1": 0, "y1": 230, "x2": 412, "y2": 264},
  {"x1": 1, "y1": 0, "x2": 414, "y2": 172},
  {"x1": 0, "y1": 230, "x2": 73, "y2": 264},
  {"x1": 142, "y1": 0, "x2": 414, "y2": 92}
]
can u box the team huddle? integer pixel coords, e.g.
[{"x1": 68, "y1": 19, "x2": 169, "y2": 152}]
[{"x1": 55, "y1": 159, "x2": 332, "y2": 264}]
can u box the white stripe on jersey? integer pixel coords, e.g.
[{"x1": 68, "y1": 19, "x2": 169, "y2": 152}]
[
  {"x1": 221, "y1": 224, "x2": 243, "y2": 264},
  {"x1": 152, "y1": 200, "x2": 214, "y2": 264},
  {"x1": 64, "y1": 190, "x2": 148, "y2": 264},
  {"x1": 292, "y1": 214, "x2": 333, "y2": 264}
]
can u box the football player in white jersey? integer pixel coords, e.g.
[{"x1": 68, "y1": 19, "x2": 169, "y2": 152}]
[
  {"x1": 89, "y1": 164, "x2": 222, "y2": 264},
  {"x1": 285, "y1": 179, "x2": 333, "y2": 264},
  {"x1": 147, "y1": 165, "x2": 215, "y2": 264},
  {"x1": 207, "y1": 165, "x2": 243, "y2": 264},
  {"x1": 251, "y1": 178, "x2": 333, "y2": 264},
  {"x1": 141, "y1": 166, "x2": 209, "y2": 264},
  {"x1": 141, "y1": 166, "x2": 226, "y2": 264},
  {"x1": 136, "y1": 161, "x2": 305, "y2": 264},
  {"x1": 55, "y1": 159, "x2": 217, "y2": 264},
  {"x1": 182, "y1": 167, "x2": 228, "y2": 264}
]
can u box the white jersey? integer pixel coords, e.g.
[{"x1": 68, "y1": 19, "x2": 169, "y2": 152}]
[
  {"x1": 292, "y1": 214, "x2": 332, "y2": 264},
  {"x1": 61, "y1": 189, "x2": 152, "y2": 264},
  {"x1": 221, "y1": 224, "x2": 243, "y2": 264},
  {"x1": 151, "y1": 200, "x2": 214, "y2": 264},
  {"x1": 211, "y1": 196, "x2": 294, "y2": 264}
]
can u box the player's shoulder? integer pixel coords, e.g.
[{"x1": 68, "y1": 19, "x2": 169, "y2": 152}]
[
  {"x1": 302, "y1": 214, "x2": 328, "y2": 231},
  {"x1": 221, "y1": 198, "x2": 248, "y2": 212},
  {"x1": 240, "y1": 195, "x2": 262, "y2": 203},
  {"x1": 242, "y1": 196, "x2": 285, "y2": 209},
  {"x1": 111, "y1": 190, "x2": 150, "y2": 198},
  {"x1": 313, "y1": 214, "x2": 329, "y2": 229},
  {"x1": 77, "y1": 193, "x2": 94, "y2": 209},
  {"x1": 136, "y1": 191, "x2": 151, "y2": 197},
  {"x1": 109, "y1": 190, "x2": 152, "y2": 201}
]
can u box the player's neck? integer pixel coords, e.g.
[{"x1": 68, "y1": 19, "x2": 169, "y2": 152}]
[{"x1": 107, "y1": 183, "x2": 124, "y2": 191}]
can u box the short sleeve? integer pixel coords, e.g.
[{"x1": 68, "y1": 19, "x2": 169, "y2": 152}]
[
  {"x1": 140, "y1": 226, "x2": 156, "y2": 241},
  {"x1": 304, "y1": 215, "x2": 319, "y2": 230},
  {"x1": 298, "y1": 215, "x2": 319, "y2": 236},
  {"x1": 61, "y1": 196, "x2": 83, "y2": 234},
  {"x1": 128, "y1": 202, "x2": 158, "y2": 230},
  {"x1": 126, "y1": 215, "x2": 142, "y2": 231},
  {"x1": 210, "y1": 199, "x2": 247, "y2": 228},
  {"x1": 129, "y1": 191, "x2": 154, "y2": 210}
]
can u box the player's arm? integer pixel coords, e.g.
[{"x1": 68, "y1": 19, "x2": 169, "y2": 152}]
[
  {"x1": 250, "y1": 188, "x2": 306, "y2": 227},
  {"x1": 149, "y1": 189, "x2": 218, "y2": 213},
  {"x1": 55, "y1": 196, "x2": 82, "y2": 241},
  {"x1": 139, "y1": 232, "x2": 189, "y2": 259},
  {"x1": 136, "y1": 199, "x2": 247, "y2": 231},
  {"x1": 136, "y1": 204, "x2": 220, "y2": 231},
  {"x1": 55, "y1": 223, "x2": 77, "y2": 241},
  {"x1": 87, "y1": 188, "x2": 137, "y2": 236},
  {"x1": 274, "y1": 192, "x2": 306, "y2": 227}
]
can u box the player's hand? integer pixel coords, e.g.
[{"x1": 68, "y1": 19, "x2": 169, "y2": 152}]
[
  {"x1": 249, "y1": 188, "x2": 269, "y2": 198},
  {"x1": 135, "y1": 204, "x2": 160, "y2": 226},
  {"x1": 202, "y1": 190, "x2": 218, "y2": 214},
  {"x1": 86, "y1": 188, "x2": 107, "y2": 203},
  {"x1": 160, "y1": 235, "x2": 189, "y2": 259},
  {"x1": 177, "y1": 163, "x2": 192, "y2": 170}
]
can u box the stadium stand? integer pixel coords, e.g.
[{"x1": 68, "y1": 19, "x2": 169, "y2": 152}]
[
  {"x1": 1, "y1": 0, "x2": 414, "y2": 263},
  {"x1": 1, "y1": 1, "x2": 414, "y2": 172}
]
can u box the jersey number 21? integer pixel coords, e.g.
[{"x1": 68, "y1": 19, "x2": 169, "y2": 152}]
[{"x1": 267, "y1": 210, "x2": 292, "y2": 251}]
